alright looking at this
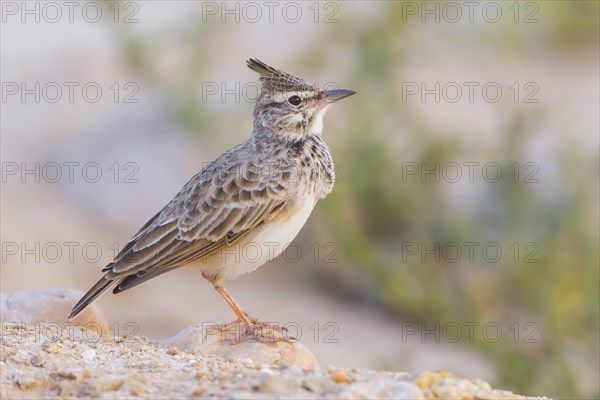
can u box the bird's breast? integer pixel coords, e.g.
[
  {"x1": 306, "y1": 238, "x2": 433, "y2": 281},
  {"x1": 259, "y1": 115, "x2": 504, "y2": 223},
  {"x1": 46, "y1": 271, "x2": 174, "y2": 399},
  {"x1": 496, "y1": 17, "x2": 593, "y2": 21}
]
[
  {"x1": 213, "y1": 193, "x2": 318, "y2": 281},
  {"x1": 298, "y1": 138, "x2": 335, "y2": 199}
]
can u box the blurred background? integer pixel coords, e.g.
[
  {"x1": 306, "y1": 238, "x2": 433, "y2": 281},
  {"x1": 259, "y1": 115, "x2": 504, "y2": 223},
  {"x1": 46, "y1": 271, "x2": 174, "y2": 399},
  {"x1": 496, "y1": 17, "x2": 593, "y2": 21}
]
[{"x1": 1, "y1": 1, "x2": 598, "y2": 398}]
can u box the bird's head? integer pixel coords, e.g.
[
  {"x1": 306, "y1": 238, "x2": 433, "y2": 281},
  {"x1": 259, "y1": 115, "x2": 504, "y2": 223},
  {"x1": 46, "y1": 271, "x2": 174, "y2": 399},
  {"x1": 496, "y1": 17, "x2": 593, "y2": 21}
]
[{"x1": 247, "y1": 58, "x2": 355, "y2": 142}]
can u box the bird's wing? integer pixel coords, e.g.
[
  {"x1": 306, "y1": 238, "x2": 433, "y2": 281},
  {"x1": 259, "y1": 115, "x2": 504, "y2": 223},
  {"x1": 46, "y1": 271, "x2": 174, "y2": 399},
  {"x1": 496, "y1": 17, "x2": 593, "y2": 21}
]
[
  {"x1": 103, "y1": 156, "x2": 293, "y2": 289},
  {"x1": 69, "y1": 147, "x2": 294, "y2": 319}
]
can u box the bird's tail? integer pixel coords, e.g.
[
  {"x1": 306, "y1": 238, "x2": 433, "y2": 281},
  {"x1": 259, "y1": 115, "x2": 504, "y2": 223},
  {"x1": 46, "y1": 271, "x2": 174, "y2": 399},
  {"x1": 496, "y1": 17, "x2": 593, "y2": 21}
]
[{"x1": 68, "y1": 276, "x2": 115, "y2": 319}]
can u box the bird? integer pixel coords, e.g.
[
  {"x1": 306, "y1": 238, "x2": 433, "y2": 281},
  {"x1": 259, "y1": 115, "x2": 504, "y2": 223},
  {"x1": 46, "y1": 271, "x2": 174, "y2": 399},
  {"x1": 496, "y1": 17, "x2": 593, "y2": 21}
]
[{"x1": 69, "y1": 58, "x2": 356, "y2": 343}]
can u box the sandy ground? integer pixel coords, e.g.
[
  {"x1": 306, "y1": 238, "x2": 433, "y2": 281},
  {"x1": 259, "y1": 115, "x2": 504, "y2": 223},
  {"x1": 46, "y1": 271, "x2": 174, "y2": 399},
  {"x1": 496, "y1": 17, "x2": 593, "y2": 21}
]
[{"x1": 0, "y1": 323, "x2": 549, "y2": 399}]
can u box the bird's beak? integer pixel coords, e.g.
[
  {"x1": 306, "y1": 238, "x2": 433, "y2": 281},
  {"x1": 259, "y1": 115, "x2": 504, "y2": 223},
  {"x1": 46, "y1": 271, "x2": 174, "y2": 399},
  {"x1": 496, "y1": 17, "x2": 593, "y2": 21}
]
[{"x1": 323, "y1": 89, "x2": 356, "y2": 103}]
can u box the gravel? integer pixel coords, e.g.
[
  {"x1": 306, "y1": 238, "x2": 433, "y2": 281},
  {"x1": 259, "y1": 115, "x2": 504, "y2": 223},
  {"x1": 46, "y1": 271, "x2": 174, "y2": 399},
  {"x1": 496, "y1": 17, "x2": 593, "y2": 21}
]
[{"x1": 0, "y1": 323, "x2": 550, "y2": 399}]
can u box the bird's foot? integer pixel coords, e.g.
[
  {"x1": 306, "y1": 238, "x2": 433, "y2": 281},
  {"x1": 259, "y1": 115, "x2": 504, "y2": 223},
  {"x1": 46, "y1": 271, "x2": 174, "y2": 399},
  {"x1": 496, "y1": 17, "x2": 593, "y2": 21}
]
[
  {"x1": 216, "y1": 317, "x2": 295, "y2": 346},
  {"x1": 243, "y1": 320, "x2": 294, "y2": 345}
]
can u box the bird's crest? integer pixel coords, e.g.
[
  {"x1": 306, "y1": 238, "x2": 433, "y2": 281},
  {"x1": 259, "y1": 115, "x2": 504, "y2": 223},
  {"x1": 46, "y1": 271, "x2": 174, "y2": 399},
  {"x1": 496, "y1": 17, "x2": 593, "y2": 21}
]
[{"x1": 247, "y1": 58, "x2": 315, "y2": 95}]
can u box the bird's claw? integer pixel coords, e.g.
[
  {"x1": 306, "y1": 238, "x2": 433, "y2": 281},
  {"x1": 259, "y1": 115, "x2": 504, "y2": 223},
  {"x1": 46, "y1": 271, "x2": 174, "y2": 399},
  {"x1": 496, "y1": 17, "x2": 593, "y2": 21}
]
[{"x1": 215, "y1": 318, "x2": 295, "y2": 346}]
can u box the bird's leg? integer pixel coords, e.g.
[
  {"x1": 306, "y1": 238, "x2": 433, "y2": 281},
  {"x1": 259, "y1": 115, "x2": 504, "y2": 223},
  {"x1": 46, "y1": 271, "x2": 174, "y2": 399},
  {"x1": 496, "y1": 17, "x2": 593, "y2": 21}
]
[
  {"x1": 203, "y1": 273, "x2": 252, "y2": 325},
  {"x1": 203, "y1": 273, "x2": 292, "y2": 345},
  {"x1": 214, "y1": 285, "x2": 253, "y2": 325}
]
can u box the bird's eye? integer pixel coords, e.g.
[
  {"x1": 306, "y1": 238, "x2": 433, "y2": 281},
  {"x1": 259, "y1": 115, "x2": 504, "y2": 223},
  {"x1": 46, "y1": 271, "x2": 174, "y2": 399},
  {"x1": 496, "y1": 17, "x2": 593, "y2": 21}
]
[{"x1": 288, "y1": 95, "x2": 302, "y2": 106}]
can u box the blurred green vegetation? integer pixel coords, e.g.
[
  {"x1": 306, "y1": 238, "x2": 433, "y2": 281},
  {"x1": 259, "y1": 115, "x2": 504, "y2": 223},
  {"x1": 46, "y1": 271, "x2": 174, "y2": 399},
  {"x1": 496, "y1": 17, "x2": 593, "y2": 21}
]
[
  {"x1": 317, "y1": 3, "x2": 599, "y2": 398},
  {"x1": 110, "y1": 1, "x2": 598, "y2": 397}
]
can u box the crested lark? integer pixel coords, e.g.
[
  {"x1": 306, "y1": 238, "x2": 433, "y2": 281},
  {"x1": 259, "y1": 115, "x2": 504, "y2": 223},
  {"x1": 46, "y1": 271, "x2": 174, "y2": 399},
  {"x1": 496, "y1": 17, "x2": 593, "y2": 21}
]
[{"x1": 69, "y1": 59, "x2": 355, "y2": 342}]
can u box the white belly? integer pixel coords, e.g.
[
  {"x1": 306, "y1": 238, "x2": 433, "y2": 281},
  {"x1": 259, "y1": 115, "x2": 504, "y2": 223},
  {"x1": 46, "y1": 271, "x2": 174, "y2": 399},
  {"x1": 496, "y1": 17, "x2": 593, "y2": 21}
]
[{"x1": 216, "y1": 197, "x2": 316, "y2": 280}]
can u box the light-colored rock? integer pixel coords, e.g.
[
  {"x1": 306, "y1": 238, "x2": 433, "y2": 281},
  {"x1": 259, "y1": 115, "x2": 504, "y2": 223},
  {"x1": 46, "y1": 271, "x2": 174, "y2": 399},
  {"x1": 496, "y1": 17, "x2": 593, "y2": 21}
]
[
  {"x1": 339, "y1": 379, "x2": 423, "y2": 399},
  {"x1": 158, "y1": 322, "x2": 318, "y2": 368},
  {"x1": 0, "y1": 288, "x2": 108, "y2": 335},
  {"x1": 414, "y1": 371, "x2": 550, "y2": 399},
  {"x1": 82, "y1": 349, "x2": 97, "y2": 362},
  {"x1": 0, "y1": 323, "x2": 551, "y2": 399}
]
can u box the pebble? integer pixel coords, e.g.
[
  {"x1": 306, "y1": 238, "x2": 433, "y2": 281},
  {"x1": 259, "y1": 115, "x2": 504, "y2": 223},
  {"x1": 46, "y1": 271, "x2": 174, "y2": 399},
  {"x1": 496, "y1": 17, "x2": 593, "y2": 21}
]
[
  {"x1": 191, "y1": 385, "x2": 209, "y2": 396},
  {"x1": 166, "y1": 347, "x2": 178, "y2": 356},
  {"x1": 30, "y1": 353, "x2": 45, "y2": 367},
  {"x1": 82, "y1": 349, "x2": 96, "y2": 362},
  {"x1": 331, "y1": 369, "x2": 350, "y2": 383},
  {"x1": 12, "y1": 350, "x2": 31, "y2": 365},
  {"x1": 258, "y1": 367, "x2": 275, "y2": 375},
  {"x1": 258, "y1": 375, "x2": 288, "y2": 393},
  {"x1": 0, "y1": 289, "x2": 109, "y2": 334},
  {"x1": 16, "y1": 375, "x2": 38, "y2": 390},
  {"x1": 159, "y1": 323, "x2": 319, "y2": 368}
]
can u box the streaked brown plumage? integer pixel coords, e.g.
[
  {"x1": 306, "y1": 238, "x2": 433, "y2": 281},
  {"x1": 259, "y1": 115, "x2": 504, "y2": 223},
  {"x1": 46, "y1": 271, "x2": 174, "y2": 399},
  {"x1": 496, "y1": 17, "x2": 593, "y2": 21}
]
[{"x1": 69, "y1": 59, "x2": 355, "y2": 341}]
